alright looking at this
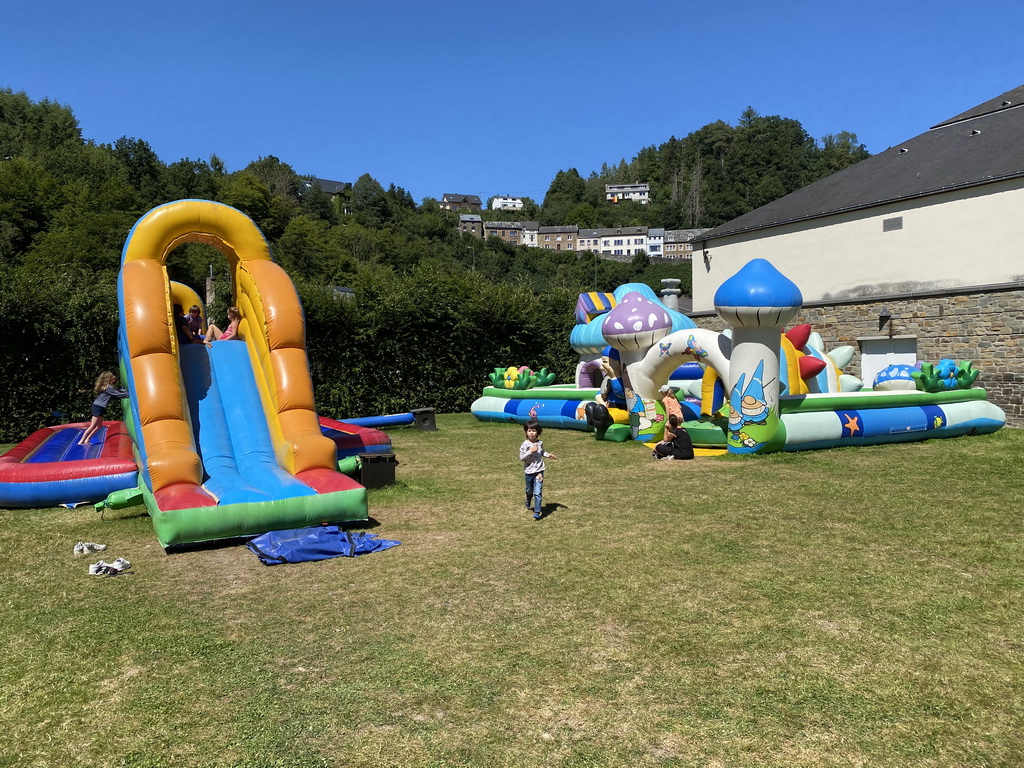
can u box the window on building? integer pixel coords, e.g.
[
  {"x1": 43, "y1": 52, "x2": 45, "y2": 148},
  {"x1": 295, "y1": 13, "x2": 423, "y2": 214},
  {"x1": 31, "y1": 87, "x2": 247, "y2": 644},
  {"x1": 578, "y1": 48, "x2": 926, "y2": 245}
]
[
  {"x1": 614, "y1": 239, "x2": 623, "y2": 246},
  {"x1": 545, "y1": 235, "x2": 550, "y2": 241},
  {"x1": 614, "y1": 249, "x2": 623, "y2": 255}
]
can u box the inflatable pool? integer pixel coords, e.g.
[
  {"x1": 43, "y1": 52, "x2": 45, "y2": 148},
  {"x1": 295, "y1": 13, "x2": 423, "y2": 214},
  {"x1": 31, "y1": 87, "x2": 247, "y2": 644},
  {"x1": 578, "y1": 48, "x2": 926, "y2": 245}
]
[{"x1": 0, "y1": 422, "x2": 137, "y2": 507}]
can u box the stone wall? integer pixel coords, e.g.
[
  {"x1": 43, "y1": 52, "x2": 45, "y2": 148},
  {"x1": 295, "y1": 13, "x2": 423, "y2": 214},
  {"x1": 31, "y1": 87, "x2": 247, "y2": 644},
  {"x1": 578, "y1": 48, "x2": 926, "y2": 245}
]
[{"x1": 692, "y1": 287, "x2": 1024, "y2": 427}]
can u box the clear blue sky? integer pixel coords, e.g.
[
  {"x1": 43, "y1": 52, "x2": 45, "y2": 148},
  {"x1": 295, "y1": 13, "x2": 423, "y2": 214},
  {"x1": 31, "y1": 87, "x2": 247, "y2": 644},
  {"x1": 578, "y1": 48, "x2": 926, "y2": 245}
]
[{"x1": 3, "y1": 0, "x2": 1022, "y2": 206}]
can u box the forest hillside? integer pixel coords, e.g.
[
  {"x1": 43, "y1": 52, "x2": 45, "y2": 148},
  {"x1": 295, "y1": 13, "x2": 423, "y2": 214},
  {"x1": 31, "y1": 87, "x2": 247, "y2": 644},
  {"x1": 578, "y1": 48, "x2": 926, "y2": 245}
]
[{"x1": 0, "y1": 90, "x2": 868, "y2": 439}]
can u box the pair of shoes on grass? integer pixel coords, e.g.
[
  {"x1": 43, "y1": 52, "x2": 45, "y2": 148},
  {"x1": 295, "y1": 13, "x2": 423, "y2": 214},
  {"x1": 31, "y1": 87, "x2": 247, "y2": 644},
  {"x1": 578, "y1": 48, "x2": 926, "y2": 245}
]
[
  {"x1": 74, "y1": 541, "x2": 107, "y2": 555},
  {"x1": 88, "y1": 557, "x2": 131, "y2": 576}
]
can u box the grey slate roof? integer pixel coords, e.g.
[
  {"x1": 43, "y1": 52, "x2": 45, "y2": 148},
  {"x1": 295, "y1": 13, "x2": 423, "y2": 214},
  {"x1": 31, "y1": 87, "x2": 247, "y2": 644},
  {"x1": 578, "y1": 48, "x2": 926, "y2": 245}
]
[
  {"x1": 303, "y1": 178, "x2": 351, "y2": 194},
  {"x1": 699, "y1": 84, "x2": 1024, "y2": 241},
  {"x1": 596, "y1": 226, "x2": 648, "y2": 237},
  {"x1": 665, "y1": 228, "x2": 709, "y2": 243},
  {"x1": 443, "y1": 193, "x2": 482, "y2": 205}
]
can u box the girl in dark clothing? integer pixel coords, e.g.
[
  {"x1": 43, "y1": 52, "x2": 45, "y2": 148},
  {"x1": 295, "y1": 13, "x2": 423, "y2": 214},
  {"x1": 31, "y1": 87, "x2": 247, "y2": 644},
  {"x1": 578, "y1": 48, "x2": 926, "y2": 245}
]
[
  {"x1": 78, "y1": 371, "x2": 129, "y2": 446},
  {"x1": 653, "y1": 414, "x2": 694, "y2": 460}
]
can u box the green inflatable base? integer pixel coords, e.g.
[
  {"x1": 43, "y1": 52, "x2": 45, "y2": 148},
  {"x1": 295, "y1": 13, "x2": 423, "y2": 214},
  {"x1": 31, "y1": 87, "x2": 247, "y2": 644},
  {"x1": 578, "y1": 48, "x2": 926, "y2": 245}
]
[
  {"x1": 145, "y1": 482, "x2": 368, "y2": 549},
  {"x1": 597, "y1": 424, "x2": 633, "y2": 442},
  {"x1": 682, "y1": 420, "x2": 728, "y2": 447}
]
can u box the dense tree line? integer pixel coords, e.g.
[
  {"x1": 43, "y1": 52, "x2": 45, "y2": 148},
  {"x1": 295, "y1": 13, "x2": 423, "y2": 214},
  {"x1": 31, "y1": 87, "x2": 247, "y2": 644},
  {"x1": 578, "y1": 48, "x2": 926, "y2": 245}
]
[
  {"x1": 0, "y1": 89, "x2": 868, "y2": 440},
  {"x1": 0, "y1": 89, "x2": 691, "y2": 440}
]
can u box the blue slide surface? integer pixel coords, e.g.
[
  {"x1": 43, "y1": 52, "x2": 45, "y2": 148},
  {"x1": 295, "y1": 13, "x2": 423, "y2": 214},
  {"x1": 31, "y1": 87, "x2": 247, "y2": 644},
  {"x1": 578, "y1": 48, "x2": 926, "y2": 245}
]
[{"x1": 179, "y1": 343, "x2": 315, "y2": 505}]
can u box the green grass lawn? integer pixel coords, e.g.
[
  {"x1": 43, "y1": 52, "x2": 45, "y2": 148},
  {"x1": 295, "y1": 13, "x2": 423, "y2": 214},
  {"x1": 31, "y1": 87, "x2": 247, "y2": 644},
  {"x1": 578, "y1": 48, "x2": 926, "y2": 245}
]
[{"x1": 2, "y1": 414, "x2": 1022, "y2": 767}]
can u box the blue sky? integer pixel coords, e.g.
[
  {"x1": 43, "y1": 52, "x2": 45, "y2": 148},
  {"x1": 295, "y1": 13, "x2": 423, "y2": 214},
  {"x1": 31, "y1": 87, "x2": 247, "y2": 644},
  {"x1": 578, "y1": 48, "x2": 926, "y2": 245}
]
[{"x1": 3, "y1": 0, "x2": 1022, "y2": 206}]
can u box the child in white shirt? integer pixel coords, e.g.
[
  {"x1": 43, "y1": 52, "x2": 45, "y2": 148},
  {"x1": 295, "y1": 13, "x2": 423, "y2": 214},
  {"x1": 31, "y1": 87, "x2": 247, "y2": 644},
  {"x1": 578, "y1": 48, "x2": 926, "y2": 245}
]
[{"x1": 519, "y1": 420, "x2": 556, "y2": 520}]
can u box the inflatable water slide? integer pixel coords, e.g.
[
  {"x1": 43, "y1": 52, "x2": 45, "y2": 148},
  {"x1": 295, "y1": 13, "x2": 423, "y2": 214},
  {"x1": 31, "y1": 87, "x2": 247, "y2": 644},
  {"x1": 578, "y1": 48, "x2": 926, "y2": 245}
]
[{"x1": 118, "y1": 200, "x2": 366, "y2": 547}]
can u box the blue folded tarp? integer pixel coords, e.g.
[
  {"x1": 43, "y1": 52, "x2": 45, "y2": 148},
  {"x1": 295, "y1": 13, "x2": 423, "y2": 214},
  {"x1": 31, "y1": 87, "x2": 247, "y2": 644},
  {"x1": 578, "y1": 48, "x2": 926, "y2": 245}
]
[{"x1": 246, "y1": 525, "x2": 400, "y2": 565}]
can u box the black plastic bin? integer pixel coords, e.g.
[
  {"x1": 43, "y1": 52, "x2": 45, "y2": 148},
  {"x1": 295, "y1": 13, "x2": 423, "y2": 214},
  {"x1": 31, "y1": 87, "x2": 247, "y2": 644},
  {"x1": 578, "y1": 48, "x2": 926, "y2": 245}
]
[
  {"x1": 359, "y1": 453, "x2": 398, "y2": 489},
  {"x1": 411, "y1": 408, "x2": 437, "y2": 431}
]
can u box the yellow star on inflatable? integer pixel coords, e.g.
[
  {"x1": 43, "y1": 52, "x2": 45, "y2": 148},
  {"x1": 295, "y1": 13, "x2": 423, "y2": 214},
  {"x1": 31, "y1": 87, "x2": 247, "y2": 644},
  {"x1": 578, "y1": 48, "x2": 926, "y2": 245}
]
[{"x1": 843, "y1": 414, "x2": 860, "y2": 434}]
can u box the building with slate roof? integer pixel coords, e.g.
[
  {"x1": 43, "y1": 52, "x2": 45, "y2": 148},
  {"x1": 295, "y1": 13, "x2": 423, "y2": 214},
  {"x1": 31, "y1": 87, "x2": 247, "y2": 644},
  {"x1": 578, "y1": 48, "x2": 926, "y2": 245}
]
[
  {"x1": 458, "y1": 214, "x2": 483, "y2": 238},
  {"x1": 303, "y1": 178, "x2": 351, "y2": 196},
  {"x1": 690, "y1": 84, "x2": 1024, "y2": 425},
  {"x1": 538, "y1": 225, "x2": 579, "y2": 250},
  {"x1": 664, "y1": 229, "x2": 708, "y2": 260},
  {"x1": 439, "y1": 193, "x2": 483, "y2": 211},
  {"x1": 482, "y1": 220, "x2": 523, "y2": 245}
]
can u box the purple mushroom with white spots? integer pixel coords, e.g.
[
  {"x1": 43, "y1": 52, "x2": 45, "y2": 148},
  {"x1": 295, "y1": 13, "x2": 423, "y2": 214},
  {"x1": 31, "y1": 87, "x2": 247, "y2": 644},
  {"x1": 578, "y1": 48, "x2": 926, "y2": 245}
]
[
  {"x1": 601, "y1": 292, "x2": 673, "y2": 353},
  {"x1": 601, "y1": 293, "x2": 673, "y2": 437}
]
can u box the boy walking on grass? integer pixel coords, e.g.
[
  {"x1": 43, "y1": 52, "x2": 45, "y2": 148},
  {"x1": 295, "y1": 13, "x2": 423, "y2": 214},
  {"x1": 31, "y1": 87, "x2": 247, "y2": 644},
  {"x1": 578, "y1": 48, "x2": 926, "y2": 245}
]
[{"x1": 519, "y1": 420, "x2": 556, "y2": 520}]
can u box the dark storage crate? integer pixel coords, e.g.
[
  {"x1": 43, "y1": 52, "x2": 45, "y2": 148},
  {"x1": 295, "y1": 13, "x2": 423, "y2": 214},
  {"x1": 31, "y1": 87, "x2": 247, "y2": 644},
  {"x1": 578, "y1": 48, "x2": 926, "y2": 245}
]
[{"x1": 359, "y1": 453, "x2": 397, "y2": 489}]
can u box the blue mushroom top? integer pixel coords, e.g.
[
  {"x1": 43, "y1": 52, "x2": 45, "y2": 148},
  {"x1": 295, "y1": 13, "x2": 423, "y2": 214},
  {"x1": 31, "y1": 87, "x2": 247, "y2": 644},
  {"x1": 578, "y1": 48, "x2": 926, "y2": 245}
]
[
  {"x1": 714, "y1": 259, "x2": 803, "y2": 311},
  {"x1": 713, "y1": 259, "x2": 803, "y2": 330}
]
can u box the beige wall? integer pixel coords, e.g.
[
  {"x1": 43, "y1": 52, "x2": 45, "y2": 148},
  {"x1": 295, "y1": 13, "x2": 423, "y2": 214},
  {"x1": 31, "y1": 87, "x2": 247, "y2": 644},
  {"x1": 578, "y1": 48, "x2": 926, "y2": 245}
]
[{"x1": 693, "y1": 180, "x2": 1024, "y2": 312}]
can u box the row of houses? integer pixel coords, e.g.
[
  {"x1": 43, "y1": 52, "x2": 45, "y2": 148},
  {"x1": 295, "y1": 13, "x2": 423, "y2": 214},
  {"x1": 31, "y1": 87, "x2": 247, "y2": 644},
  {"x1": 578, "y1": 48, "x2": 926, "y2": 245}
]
[
  {"x1": 457, "y1": 217, "x2": 707, "y2": 259},
  {"x1": 440, "y1": 183, "x2": 652, "y2": 212}
]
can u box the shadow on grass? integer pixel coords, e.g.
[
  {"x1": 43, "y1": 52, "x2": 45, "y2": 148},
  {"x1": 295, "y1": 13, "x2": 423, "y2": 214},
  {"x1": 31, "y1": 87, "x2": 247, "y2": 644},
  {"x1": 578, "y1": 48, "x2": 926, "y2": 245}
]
[{"x1": 536, "y1": 502, "x2": 568, "y2": 521}]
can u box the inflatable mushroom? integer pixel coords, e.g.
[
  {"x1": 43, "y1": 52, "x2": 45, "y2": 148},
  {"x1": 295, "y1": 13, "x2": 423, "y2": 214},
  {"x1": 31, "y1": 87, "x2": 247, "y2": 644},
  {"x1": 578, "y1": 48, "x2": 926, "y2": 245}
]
[
  {"x1": 601, "y1": 292, "x2": 673, "y2": 438},
  {"x1": 713, "y1": 259, "x2": 802, "y2": 454}
]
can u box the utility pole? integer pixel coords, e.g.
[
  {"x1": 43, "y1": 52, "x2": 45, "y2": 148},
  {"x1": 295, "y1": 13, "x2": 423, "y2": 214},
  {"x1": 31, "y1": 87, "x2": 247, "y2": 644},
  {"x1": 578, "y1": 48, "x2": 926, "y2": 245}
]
[{"x1": 206, "y1": 264, "x2": 215, "y2": 307}]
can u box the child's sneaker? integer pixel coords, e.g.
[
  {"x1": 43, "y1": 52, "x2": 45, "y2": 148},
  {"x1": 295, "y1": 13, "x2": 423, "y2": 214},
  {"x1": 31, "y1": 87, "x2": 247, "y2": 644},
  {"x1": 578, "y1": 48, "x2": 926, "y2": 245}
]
[
  {"x1": 84, "y1": 542, "x2": 107, "y2": 553},
  {"x1": 88, "y1": 560, "x2": 109, "y2": 575},
  {"x1": 533, "y1": 511, "x2": 541, "y2": 520},
  {"x1": 74, "y1": 541, "x2": 88, "y2": 555},
  {"x1": 109, "y1": 557, "x2": 131, "y2": 572}
]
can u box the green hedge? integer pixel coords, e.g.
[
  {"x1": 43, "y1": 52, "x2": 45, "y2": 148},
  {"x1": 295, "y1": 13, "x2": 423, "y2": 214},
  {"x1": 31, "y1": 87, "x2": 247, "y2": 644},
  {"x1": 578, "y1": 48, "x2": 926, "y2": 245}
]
[{"x1": 0, "y1": 260, "x2": 580, "y2": 442}]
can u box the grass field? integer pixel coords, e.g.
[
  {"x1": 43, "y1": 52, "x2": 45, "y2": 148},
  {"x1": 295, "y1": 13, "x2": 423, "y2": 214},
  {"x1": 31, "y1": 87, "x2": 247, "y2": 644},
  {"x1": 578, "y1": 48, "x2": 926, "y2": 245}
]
[{"x1": 2, "y1": 414, "x2": 1022, "y2": 767}]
